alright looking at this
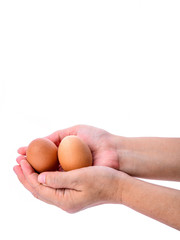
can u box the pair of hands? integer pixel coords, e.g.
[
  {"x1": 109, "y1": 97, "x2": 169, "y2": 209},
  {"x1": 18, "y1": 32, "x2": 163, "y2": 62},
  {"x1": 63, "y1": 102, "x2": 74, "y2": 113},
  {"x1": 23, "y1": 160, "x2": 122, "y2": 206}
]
[{"x1": 14, "y1": 125, "x2": 128, "y2": 212}]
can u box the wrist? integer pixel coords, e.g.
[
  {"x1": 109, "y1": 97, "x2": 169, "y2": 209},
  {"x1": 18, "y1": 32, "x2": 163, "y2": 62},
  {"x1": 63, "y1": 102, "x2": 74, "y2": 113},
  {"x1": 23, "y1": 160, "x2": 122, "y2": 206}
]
[
  {"x1": 112, "y1": 170, "x2": 133, "y2": 205},
  {"x1": 121, "y1": 174, "x2": 136, "y2": 206},
  {"x1": 112, "y1": 135, "x2": 133, "y2": 174}
]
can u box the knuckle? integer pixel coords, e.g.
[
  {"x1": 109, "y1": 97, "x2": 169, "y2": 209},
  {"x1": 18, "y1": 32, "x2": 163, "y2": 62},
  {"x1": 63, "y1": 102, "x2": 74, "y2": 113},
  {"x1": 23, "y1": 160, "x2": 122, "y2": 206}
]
[
  {"x1": 47, "y1": 174, "x2": 57, "y2": 186},
  {"x1": 64, "y1": 206, "x2": 77, "y2": 214},
  {"x1": 74, "y1": 124, "x2": 82, "y2": 129},
  {"x1": 55, "y1": 190, "x2": 80, "y2": 213},
  {"x1": 66, "y1": 209, "x2": 77, "y2": 214},
  {"x1": 62, "y1": 201, "x2": 77, "y2": 214},
  {"x1": 31, "y1": 184, "x2": 42, "y2": 199},
  {"x1": 73, "y1": 124, "x2": 84, "y2": 132},
  {"x1": 32, "y1": 190, "x2": 39, "y2": 199},
  {"x1": 52, "y1": 176, "x2": 58, "y2": 186}
]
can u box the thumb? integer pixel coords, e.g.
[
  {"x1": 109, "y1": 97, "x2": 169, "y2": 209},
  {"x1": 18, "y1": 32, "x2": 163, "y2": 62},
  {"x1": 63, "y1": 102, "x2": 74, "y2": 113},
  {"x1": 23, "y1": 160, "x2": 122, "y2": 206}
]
[
  {"x1": 44, "y1": 125, "x2": 79, "y2": 146},
  {"x1": 38, "y1": 171, "x2": 78, "y2": 189}
]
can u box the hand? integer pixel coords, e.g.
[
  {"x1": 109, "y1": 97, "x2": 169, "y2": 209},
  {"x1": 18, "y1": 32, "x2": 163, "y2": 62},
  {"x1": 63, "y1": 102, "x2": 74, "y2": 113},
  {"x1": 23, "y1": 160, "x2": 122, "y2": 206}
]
[
  {"x1": 16, "y1": 125, "x2": 121, "y2": 169},
  {"x1": 13, "y1": 159, "x2": 128, "y2": 213}
]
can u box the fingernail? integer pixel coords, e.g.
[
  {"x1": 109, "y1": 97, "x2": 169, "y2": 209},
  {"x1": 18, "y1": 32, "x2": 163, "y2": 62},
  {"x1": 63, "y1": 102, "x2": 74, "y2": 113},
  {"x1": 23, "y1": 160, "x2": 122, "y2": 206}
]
[{"x1": 38, "y1": 174, "x2": 45, "y2": 184}]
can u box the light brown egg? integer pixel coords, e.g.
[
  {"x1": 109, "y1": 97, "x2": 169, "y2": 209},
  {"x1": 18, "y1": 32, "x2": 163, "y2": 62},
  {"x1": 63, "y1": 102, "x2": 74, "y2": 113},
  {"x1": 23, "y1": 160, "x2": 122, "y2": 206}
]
[
  {"x1": 26, "y1": 138, "x2": 59, "y2": 173},
  {"x1": 58, "y1": 136, "x2": 92, "y2": 171}
]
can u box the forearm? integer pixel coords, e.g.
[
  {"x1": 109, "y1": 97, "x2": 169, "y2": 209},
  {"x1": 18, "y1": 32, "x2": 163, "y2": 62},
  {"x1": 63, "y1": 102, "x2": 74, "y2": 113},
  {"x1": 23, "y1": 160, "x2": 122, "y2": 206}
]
[
  {"x1": 120, "y1": 176, "x2": 180, "y2": 230},
  {"x1": 116, "y1": 136, "x2": 180, "y2": 180}
]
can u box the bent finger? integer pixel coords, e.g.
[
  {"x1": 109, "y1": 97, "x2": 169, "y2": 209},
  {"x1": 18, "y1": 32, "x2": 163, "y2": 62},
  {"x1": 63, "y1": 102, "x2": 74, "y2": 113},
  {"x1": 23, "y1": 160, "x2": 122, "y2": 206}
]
[
  {"x1": 20, "y1": 160, "x2": 60, "y2": 206},
  {"x1": 17, "y1": 147, "x2": 28, "y2": 155},
  {"x1": 16, "y1": 155, "x2": 26, "y2": 164},
  {"x1": 13, "y1": 165, "x2": 35, "y2": 193},
  {"x1": 14, "y1": 165, "x2": 55, "y2": 204},
  {"x1": 44, "y1": 125, "x2": 80, "y2": 147}
]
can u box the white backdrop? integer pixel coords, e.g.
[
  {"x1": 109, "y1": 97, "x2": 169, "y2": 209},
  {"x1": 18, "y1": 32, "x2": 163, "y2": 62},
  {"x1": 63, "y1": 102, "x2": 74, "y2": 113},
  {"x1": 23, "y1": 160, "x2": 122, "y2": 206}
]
[{"x1": 0, "y1": 0, "x2": 180, "y2": 239}]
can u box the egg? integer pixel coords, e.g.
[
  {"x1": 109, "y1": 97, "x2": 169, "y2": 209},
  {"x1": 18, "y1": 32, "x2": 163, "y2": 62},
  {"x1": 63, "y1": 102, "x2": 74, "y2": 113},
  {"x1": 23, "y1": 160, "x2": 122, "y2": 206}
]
[
  {"x1": 26, "y1": 138, "x2": 59, "y2": 173},
  {"x1": 58, "y1": 136, "x2": 93, "y2": 171}
]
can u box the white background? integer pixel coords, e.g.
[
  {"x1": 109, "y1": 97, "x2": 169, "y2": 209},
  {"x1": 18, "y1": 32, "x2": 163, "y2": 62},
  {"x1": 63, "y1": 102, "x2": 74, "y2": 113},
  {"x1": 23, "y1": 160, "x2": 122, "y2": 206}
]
[{"x1": 0, "y1": 0, "x2": 180, "y2": 239}]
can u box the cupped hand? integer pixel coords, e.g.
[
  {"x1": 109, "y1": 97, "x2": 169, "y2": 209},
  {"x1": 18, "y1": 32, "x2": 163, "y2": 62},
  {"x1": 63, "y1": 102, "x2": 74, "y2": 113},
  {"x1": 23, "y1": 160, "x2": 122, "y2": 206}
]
[
  {"x1": 13, "y1": 159, "x2": 128, "y2": 212},
  {"x1": 17, "y1": 125, "x2": 120, "y2": 169}
]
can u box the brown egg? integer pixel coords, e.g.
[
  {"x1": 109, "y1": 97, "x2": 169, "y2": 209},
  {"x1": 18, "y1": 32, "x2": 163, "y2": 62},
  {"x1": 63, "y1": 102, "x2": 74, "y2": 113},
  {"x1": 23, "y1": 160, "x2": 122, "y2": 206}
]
[
  {"x1": 58, "y1": 136, "x2": 92, "y2": 171},
  {"x1": 26, "y1": 138, "x2": 59, "y2": 173}
]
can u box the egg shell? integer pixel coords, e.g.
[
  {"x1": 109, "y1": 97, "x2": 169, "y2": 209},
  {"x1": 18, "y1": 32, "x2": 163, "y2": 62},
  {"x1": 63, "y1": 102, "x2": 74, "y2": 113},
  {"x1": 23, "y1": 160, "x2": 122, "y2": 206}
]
[
  {"x1": 26, "y1": 138, "x2": 59, "y2": 173},
  {"x1": 58, "y1": 136, "x2": 92, "y2": 171}
]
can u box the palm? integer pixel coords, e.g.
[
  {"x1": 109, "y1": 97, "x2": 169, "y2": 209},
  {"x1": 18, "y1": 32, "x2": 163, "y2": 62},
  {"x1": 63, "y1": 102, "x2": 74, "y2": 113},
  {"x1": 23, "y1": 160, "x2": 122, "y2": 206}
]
[
  {"x1": 75, "y1": 126, "x2": 119, "y2": 169},
  {"x1": 17, "y1": 125, "x2": 119, "y2": 170},
  {"x1": 55, "y1": 125, "x2": 119, "y2": 169}
]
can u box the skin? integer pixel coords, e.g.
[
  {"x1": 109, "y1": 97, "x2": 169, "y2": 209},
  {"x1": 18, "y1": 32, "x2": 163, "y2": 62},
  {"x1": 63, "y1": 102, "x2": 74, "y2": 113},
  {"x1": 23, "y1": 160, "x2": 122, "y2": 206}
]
[
  {"x1": 117, "y1": 136, "x2": 180, "y2": 181},
  {"x1": 14, "y1": 160, "x2": 128, "y2": 212},
  {"x1": 14, "y1": 125, "x2": 180, "y2": 230}
]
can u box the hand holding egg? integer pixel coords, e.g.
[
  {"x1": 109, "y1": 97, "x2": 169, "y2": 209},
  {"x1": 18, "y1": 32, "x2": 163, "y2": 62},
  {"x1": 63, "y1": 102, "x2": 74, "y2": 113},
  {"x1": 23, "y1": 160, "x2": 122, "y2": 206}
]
[
  {"x1": 26, "y1": 135, "x2": 93, "y2": 173},
  {"x1": 17, "y1": 125, "x2": 119, "y2": 170},
  {"x1": 14, "y1": 125, "x2": 124, "y2": 213}
]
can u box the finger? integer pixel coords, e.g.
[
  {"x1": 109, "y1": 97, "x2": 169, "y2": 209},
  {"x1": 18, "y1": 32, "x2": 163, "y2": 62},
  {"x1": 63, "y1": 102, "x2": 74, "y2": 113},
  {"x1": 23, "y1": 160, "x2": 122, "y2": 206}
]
[
  {"x1": 16, "y1": 155, "x2": 26, "y2": 164},
  {"x1": 20, "y1": 159, "x2": 44, "y2": 188},
  {"x1": 38, "y1": 170, "x2": 81, "y2": 190},
  {"x1": 17, "y1": 147, "x2": 28, "y2": 155},
  {"x1": 17, "y1": 126, "x2": 80, "y2": 154},
  {"x1": 20, "y1": 160, "x2": 60, "y2": 205},
  {"x1": 44, "y1": 131, "x2": 61, "y2": 147},
  {"x1": 13, "y1": 165, "x2": 55, "y2": 205},
  {"x1": 13, "y1": 165, "x2": 35, "y2": 193},
  {"x1": 44, "y1": 125, "x2": 80, "y2": 146}
]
